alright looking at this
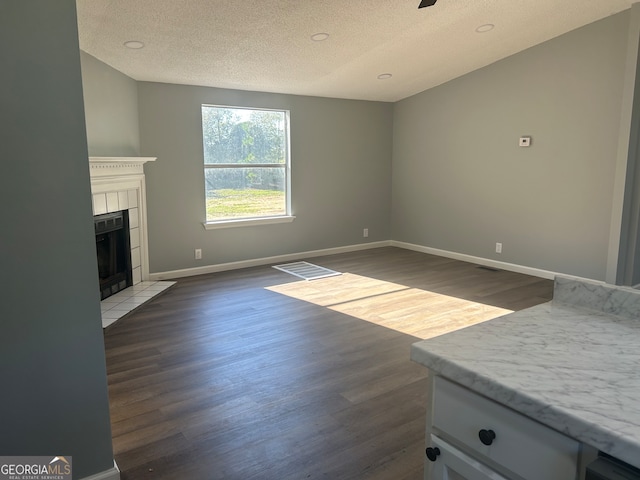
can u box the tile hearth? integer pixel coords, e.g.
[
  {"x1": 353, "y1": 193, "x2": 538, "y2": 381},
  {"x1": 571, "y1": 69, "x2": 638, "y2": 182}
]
[{"x1": 100, "y1": 280, "x2": 175, "y2": 328}]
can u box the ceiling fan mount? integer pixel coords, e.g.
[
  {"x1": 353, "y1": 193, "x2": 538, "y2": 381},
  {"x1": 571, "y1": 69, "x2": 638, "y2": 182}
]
[{"x1": 418, "y1": 0, "x2": 437, "y2": 8}]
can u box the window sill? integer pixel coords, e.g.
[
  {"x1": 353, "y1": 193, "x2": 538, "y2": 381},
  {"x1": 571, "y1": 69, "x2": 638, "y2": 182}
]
[{"x1": 202, "y1": 215, "x2": 296, "y2": 230}]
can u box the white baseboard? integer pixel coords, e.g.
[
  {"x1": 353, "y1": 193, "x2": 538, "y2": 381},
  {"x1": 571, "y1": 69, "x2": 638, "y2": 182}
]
[
  {"x1": 80, "y1": 460, "x2": 120, "y2": 480},
  {"x1": 149, "y1": 241, "x2": 392, "y2": 280},
  {"x1": 390, "y1": 240, "x2": 559, "y2": 280},
  {"x1": 149, "y1": 239, "x2": 564, "y2": 282}
]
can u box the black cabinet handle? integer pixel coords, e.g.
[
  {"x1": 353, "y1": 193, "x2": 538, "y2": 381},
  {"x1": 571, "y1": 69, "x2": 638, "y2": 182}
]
[
  {"x1": 425, "y1": 447, "x2": 441, "y2": 462},
  {"x1": 478, "y1": 429, "x2": 496, "y2": 446}
]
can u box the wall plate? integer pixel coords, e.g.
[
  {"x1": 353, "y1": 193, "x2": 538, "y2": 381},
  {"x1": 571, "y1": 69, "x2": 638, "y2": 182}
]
[{"x1": 519, "y1": 136, "x2": 531, "y2": 147}]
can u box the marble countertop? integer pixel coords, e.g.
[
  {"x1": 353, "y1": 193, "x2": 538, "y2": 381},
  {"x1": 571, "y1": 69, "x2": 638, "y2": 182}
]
[{"x1": 411, "y1": 276, "x2": 640, "y2": 469}]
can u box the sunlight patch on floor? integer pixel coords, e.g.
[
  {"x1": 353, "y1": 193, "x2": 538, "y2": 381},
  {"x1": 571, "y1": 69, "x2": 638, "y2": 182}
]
[{"x1": 266, "y1": 273, "x2": 513, "y2": 339}]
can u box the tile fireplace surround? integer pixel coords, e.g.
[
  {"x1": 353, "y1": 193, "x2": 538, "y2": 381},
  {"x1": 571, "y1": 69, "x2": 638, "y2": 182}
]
[{"x1": 89, "y1": 157, "x2": 175, "y2": 328}]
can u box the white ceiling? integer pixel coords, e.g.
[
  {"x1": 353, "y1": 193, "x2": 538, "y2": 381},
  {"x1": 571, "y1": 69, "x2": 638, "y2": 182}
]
[{"x1": 76, "y1": 0, "x2": 634, "y2": 102}]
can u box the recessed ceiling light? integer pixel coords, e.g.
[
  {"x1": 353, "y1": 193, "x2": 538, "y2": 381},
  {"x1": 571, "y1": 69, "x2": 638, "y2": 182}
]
[
  {"x1": 124, "y1": 40, "x2": 145, "y2": 49},
  {"x1": 475, "y1": 24, "x2": 495, "y2": 33},
  {"x1": 311, "y1": 33, "x2": 329, "y2": 42},
  {"x1": 377, "y1": 73, "x2": 393, "y2": 80}
]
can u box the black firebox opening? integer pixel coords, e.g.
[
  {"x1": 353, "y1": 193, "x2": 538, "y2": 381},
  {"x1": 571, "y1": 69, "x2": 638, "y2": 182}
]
[{"x1": 95, "y1": 210, "x2": 133, "y2": 300}]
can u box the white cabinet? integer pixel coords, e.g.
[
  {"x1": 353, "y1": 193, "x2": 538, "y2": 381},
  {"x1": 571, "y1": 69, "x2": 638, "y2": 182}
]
[
  {"x1": 430, "y1": 435, "x2": 509, "y2": 480},
  {"x1": 425, "y1": 377, "x2": 580, "y2": 480}
]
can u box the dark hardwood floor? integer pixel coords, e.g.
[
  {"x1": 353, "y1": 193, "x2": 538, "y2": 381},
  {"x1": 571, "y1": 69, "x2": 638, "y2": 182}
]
[{"x1": 103, "y1": 247, "x2": 553, "y2": 479}]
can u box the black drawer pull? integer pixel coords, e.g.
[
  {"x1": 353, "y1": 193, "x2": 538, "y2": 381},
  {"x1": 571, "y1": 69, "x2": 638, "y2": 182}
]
[
  {"x1": 479, "y1": 429, "x2": 496, "y2": 446},
  {"x1": 425, "y1": 447, "x2": 441, "y2": 461}
]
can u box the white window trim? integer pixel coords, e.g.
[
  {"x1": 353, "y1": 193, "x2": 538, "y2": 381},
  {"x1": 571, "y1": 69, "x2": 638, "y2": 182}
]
[
  {"x1": 202, "y1": 104, "x2": 292, "y2": 225},
  {"x1": 203, "y1": 215, "x2": 295, "y2": 230}
]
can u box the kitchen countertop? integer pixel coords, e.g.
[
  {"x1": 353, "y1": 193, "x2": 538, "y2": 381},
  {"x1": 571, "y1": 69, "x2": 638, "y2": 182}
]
[{"x1": 410, "y1": 276, "x2": 640, "y2": 469}]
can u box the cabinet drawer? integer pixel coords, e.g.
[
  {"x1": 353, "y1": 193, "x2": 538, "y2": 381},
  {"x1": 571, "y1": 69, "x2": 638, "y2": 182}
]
[
  {"x1": 432, "y1": 376, "x2": 579, "y2": 480},
  {"x1": 431, "y1": 434, "x2": 509, "y2": 480}
]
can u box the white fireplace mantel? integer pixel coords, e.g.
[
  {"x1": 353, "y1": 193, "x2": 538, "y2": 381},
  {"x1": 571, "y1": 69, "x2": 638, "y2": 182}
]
[
  {"x1": 89, "y1": 156, "x2": 156, "y2": 285},
  {"x1": 89, "y1": 156, "x2": 156, "y2": 178}
]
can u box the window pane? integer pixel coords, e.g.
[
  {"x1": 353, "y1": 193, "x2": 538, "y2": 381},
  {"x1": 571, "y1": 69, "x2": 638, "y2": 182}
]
[
  {"x1": 202, "y1": 106, "x2": 286, "y2": 165},
  {"x1": 205, "y1": 167, "x2": 286, "y2": 221}
]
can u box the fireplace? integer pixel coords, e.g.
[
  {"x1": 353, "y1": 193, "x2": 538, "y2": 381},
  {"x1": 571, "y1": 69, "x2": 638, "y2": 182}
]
[
  {"x1": 95, "y1": 210, "x2": 133, "y2": 300},
  {"x1": 89, "y1": 156, "x2": 156, "y2": 289}
]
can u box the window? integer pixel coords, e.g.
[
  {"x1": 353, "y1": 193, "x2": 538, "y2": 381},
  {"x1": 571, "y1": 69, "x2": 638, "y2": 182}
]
[{"x1": 202, "y1": 105, "x2": 291, "y2": 226}]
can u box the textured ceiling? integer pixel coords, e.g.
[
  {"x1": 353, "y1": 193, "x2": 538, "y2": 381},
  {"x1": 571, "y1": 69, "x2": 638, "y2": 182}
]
[{"x1": 76, "y1": 0, "x2": 634, "y2": 102}]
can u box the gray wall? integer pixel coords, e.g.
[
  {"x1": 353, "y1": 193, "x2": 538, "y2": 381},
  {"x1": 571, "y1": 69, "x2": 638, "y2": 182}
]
[
  {"x1": 615, "y1": 5, "x2": 640, "y2": 286},
  {"x1": 0, "y1": 2, "x2": 115, "y2": 478},
  {"x1": 138, "y1": 82, "x2": 393, "y2": 273},
  {"x1": 80, "y1": 10, "x2": 633, "y2": 281},
  {"x1": 392, "y1": 11, "x2": 629, "y2": 281},
  {"x1": 81, "y1": 51, "x2": 140, "y2": 156}
]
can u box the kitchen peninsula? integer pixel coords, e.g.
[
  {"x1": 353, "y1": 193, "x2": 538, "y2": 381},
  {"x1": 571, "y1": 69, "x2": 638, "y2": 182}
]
[{"x1": 411, "y1": 276, "x2": 640, "y2": 479}]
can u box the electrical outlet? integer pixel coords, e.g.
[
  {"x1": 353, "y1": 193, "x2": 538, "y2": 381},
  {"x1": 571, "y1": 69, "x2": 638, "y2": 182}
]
[
  {"x1": 495, "y1": 243, "x2": 502, "y2": 254},
  {"x1": 195, "y1": 248, "x2": 202, "y2": 260},
  {"x1": 363, "y1": 228, "x2": 369, "y2": 238},
  {"x1": 519, "y1": 136, "x2": 531, "y2": 147}
]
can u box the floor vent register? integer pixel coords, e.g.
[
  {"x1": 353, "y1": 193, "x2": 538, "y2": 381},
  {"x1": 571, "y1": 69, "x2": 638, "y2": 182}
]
[{"x1": 273, "y1": 261, "x2": 342, "y2": 281}]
